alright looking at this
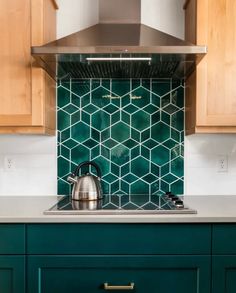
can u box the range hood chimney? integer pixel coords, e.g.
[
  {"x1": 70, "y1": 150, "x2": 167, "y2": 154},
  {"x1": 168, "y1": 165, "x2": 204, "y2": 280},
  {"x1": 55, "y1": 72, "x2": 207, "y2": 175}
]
[{"x1": 31, "y1": 0, "x2": 206, "y2": 80}]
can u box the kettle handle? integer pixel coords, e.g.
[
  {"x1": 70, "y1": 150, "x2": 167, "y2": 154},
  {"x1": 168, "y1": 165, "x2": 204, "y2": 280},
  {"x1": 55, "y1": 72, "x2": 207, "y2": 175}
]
[{"x1": 73, "y1": 161, "x2": 102, "y2": 178}]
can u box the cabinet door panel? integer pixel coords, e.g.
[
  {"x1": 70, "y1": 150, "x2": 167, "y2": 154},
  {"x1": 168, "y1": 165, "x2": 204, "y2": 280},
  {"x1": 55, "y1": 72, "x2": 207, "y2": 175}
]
[
  {"x1": 212, "y1": 256, "x2": 236, "y2": 293},
  {"x1": 27, "y1": 256, "x2": 211, "y2": 293},
  {"x1": 0, "y1": 256, "x2": 25, "y2": 293}
]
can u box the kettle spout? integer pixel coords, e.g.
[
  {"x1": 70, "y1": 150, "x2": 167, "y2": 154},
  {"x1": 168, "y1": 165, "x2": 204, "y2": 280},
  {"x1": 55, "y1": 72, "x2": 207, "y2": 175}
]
[{"x1": 67, "y1": 175, "x2": 77, "y2": 184}]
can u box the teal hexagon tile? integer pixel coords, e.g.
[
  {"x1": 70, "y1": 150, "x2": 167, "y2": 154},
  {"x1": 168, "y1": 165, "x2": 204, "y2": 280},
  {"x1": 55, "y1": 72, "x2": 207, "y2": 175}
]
[
  {"x1": 72, "y1": 80, "x2": 90, "y2": 96},
  {"x1": 111, "y1": 111, "x2": 120, "y2": 124},
  {"x1": 160, "y1": 180, "x2": 170, "y2": 193},
  {"x1": 83, "y1": 138, "x2": 98, "y2": 149},
  {"x1": 92, "y1": 79, "x2": 100, "y2": 89},
  {"x1": 131, "y1": 157, "x2": 149, "y2": 177},
  {"x1": 163, "y1": 104, "x2": 179, "y2": 114},
  {"x1": 131, "y1": 87, "x2": 151, "y2": 108},
  {"x1": 91, "y1": 128, "x2": 100, "y2": 141},
  {"x1": 111, "y1": 144, "x2": 129, "y2": 165},
  {"x1": 103, "y1": 104, "x2": 119, "y2": 114},
  {"x1": 180, "y1": 131, "x2": 184, "y2": 143},
  {"x1": 101, "y1": 128, "x2": 110, "y2": 142},
  {"x1": 161, "y1": 111, "x2": 170, "y2": 125},
  {"x1": 171, "y1": 179, "x2": 184, "y2": 194},
  {"x1": 111, "y1": 122, "x2": 130, "y2": 143},
  {"x1": 143, "y1": 104, "x2": 158, "y2": 114},
  {"x1": 163, "y1": 139, "x2": 179, "y2": 149},
  {"x1": 57, "y1": 131, "x2": 61, "y2": 143},
  {"x1": 92, "y1": 87, "x2": 110, "y2": 108},
  {"x1": 171, "y1": 128, "x2": 180, "y2": 143},
  {"x1": 142, "y1": 173, "x2": 158, "y2": 183},
  {"x1": 71, "y1": 110, "x2": 81, "y2": 125},
  {"x1": 101, "y1": 145, "x2": 110, "y2": 159},
  {"x1": 111, "y1": 163, "x2": 119, "y2": 175},
  {"x1": 132, "y1": 79, "x2": 141, "y2": 90},
  {"x1": 58, "y1": 87, "x2": 70, "y2": 108},
  {"x1": 103, "y1": 173, "x2": 118, "y2": 184},
  {"x1": 131, "y1": 128, "x2": 140, "y2": 142},
  {"x1": 131, "y1": 145, "x2": 140, "y2": 160},
  {"x1": 152, "y1": 122, "x2": 170, "y2": 142},
  {"x1": 58, "y1": 110, "x2": 70, "y2": 131},
  {"x1": 121, "y1": 162, "x2": 130, "y2": 177},
  {"x1": 141, "y1": 145, "x2": 150, "y2": 160},
  {"x1": 101, "y1": 181, "x2": 109, "y2": 194},
  {"x1": 132, "y1": 110, "x2": 150, "y2": 131},
  {"x1": 63, "y1": 139, "x2": 78, "y2": 149},
  {"x1": 71, "y1": 122, "x2": 90, "y2": 143},
  {"x1": 71, "y1": 93, "x2": 80, "y2": 108},
  {"x1": 171, "y1": 157, "x2": 184, "y2": 177},
  {"x1": 123, "y1": 103, "x2": 138, "y2": 114},
  {"x1": 81, "y1": 111, "x2": 90, "y2": 125},
  {"x1": 152, "y1": 94, "x2": 161, "y2": 108},
  {"x1": 143, "y1": 139, "x2": 157, "y2": 149},
  {"x1": 112, "y1": 80, "x2": 130, "y2": 96},
  {"x1": 151, "y1": 163, "x2": 160, "y2": 176},
  {"x1": 151, "y1": 145, "x2": 169, "y2": 166},
  {"x1": 91, "y1": 145, "x2": 100, "y2": 159},
  {"x1": 101, "y1": 79, "x2": 110, "y2": 90},
  {"x1": 171, "y1": 145, "x2": 182, "y2": 160},
  {"x1": 121, "y1": 180, "x2": 129, "y2": 194},
  {"x1": 142, "y1": 79, "x2": 150, "y2": 90},
  {"x1": 61, "y1": 128, "x2": 70, "y2": 142},
  {"x1": 61, "y1": 145, "x2": 70, "y2": 159},
  {"x1": 161, "y1": 93, "x2": 171, "y2": 108},
  {"x1": 162, "y1": 173, "x2": 178, "y2": 184},
  {"x1": 172, "y1": 110, "x2": 184, "y2": 131},
  {"x1": 92, "y1": 110, "x2": 110, "y2": 131},
  {"x1": 152, "y1": 80, "x2": 170, "y2": 96},
  {"x1": 81, "y1": 93, "x2": 90, "y2": 107},
  {"x1": 58, "y1": 179, "x2": 70, "y2": 195},
  {"x1": 151, "y1": 180, "x2": 160, "y2": 194},
  {"x1": 130, "y1": 180, "x2": 149, "y2": 194},
  {"x1": 122, "y1": 173, "x2": 138, "y2": 184},
  {"x1": 93, "y1": 156, "x2": 110, "y2": 176},
  {"x1": 83, "y1": 104, "x2": 99, "y2": 114},
  {"x1": 60, "y1": 81, "x2": 70, "y2": 90},
  {"x1": 123, "y1": 139, "x2": 137, "y2": 149},
  {"x1": 103, "y1": 139, "x2": 117, "y2": 149},
  {"x1": 58, "y1": 156, "x2": 70, "y2": 177},
  {"x1": 171, "y1": 88, "x2": 184, "y2": 108},
  {"x1": 71, "y1": 145, "x2": 89, "y2": 164},
  {"x1": 121, "y1": 111, "x2": 130, "y2": 124},
  {"x1": 111, "y1": 180, "x2": 120, "y2": 194},
  {"x1": 141, "y1": 129, "x2": 150, "y2": 141},
  {"x1": 160, "y1": 163, "x2": 169, "y2": 177},
  {"x1": 151, "y1": 111, "x2": 160, "y2": 124}
]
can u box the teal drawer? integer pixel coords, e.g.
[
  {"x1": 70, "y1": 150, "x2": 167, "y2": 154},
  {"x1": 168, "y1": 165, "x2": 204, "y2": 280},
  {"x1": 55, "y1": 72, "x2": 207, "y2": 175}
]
[
  {"x1": 27, "y1": 255, "x2": 211, "y2": 293},
  {"x1": 27, "y1": 224, "x2": 211, "y2": 255},
  {"x1": 0, "y1": 224, "x2": 25, "y2": 254},
  {"x1": 213, "y1": 224, "x2": 236, "y2": 254}
]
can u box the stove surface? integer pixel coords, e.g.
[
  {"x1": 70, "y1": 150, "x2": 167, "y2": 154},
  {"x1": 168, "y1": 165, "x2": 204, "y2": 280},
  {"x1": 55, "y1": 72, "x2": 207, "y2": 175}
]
[{"x1": 44, "y1": 194, "x2": 197, "y2": 215}]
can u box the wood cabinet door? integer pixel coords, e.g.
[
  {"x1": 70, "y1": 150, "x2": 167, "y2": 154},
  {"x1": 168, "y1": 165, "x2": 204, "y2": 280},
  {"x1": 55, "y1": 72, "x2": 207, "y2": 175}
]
[
  {"x1": 27, "y1": 256, "x2": 211, "y2": 293},
  {"x1": 0, "y1": 256, "x2": 25, "y2": 293},
  {"x1": 196, "y1": 0, "x2": 236, "y2": 128}
]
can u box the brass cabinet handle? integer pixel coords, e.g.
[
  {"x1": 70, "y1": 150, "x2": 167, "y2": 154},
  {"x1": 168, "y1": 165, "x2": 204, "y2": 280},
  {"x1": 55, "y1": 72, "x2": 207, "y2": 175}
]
[{"x1": 104, "y1": 282, "x2": 135, "y2": 290}]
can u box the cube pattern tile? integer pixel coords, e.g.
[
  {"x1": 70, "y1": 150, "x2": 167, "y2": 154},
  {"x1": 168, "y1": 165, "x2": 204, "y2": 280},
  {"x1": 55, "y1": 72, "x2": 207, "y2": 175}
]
[{"x1": 57, "y1": 79, "x2": 184, "y2": 195}]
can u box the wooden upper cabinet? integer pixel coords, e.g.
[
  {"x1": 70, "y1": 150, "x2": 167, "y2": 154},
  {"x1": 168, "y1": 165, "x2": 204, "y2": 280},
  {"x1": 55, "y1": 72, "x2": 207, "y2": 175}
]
[
  {"x1": 185, "y1": 0, "x2": 236, "y2": 134},
  {"x1": 0, "y1": 0, "x2": 57, "y2": 135}
]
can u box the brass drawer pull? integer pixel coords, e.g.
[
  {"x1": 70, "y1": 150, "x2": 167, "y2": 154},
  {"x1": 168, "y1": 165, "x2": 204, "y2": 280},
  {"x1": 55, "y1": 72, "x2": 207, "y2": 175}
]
[{"x1": 104, "y1": 282, "x2": 135, "y2": 290}]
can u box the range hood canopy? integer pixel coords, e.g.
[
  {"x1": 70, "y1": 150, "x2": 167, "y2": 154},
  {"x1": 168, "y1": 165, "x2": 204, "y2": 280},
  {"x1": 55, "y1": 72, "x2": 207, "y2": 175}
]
[{"x1": 32, "y1": 0, "x2": 207, "y2": 80}]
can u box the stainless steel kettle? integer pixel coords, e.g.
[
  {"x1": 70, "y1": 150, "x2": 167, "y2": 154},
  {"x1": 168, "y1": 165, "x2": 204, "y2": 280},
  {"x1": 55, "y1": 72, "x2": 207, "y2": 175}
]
[{"x1": 67, "y1": 161, "x2": 103, "y2": 201}]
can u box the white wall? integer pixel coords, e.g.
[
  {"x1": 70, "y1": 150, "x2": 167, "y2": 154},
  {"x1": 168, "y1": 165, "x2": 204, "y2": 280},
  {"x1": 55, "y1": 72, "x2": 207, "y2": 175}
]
[
  {"x1": 141, "y1": 0, "x2": 185, "y2": 39},
  {"x1": 57, "y1": 0, "x2": 99, "y2": 38}
]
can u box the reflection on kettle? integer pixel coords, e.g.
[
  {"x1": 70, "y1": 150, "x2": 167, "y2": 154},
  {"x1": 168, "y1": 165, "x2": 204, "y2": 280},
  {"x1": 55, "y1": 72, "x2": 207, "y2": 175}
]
[
  {"x1": 67, "y1": 161, "x2": 103, "y2": 201},
  {"x1": 72, "y1": 199, "x2": 103, "y2": 210}
]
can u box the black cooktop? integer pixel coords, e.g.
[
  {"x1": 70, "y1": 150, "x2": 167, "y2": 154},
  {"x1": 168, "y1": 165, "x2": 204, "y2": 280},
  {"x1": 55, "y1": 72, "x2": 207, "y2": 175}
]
[{"x1": 44, "y1": 194, "x2": 197, "y2": 215}]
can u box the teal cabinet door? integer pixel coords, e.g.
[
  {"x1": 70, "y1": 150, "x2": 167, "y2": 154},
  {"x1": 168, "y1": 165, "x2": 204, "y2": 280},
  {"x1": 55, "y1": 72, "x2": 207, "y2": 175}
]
[
  {"x1": 0, "y1": 256, "x2": 25, "y2": 293},
  {"x1": 212, "y1": 256, "x2": 236, "y2": 293},
  {"x1": 28, "y1": 256, "x2": 210, "y2": 293}
]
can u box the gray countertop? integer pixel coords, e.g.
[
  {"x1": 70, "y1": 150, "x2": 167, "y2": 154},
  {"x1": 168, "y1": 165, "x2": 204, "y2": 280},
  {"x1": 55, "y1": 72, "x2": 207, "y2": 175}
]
[{"x1": 0, "y1": 195, "x2": 236, "y2": 223}]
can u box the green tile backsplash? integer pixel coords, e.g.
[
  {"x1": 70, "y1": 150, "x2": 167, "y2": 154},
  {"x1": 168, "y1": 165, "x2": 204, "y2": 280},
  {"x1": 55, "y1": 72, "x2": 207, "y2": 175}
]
[{"x1": 57, "y1": 79, "x2": 184, "y2": 195}]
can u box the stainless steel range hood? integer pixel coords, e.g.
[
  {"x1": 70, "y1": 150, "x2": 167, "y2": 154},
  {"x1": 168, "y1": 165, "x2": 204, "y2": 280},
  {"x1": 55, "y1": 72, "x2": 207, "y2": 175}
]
[{"x1": 31, "y1": 0, "x2": 207, "y2": 80}]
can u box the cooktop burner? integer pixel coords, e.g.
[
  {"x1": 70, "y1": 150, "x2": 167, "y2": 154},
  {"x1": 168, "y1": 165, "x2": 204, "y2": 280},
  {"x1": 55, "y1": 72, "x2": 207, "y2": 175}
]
[{"x1": 44, "y1": 193, "x2": 197, "y2": 215}]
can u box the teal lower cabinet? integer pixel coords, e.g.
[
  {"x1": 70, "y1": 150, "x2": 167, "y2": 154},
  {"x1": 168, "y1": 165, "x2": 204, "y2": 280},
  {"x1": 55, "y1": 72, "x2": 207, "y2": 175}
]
[
  {"x1": 0, "y1": 256, "x2": 25, "y2": 293},
  {"x1": 27, "y1": 256, "x2": 210, "y2": 293}
]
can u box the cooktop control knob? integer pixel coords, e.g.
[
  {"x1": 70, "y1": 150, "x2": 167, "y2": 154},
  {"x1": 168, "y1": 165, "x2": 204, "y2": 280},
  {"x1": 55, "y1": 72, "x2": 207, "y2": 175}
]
[{"x1": 175, "y1": 200, "x2": 184, "y2": 208}]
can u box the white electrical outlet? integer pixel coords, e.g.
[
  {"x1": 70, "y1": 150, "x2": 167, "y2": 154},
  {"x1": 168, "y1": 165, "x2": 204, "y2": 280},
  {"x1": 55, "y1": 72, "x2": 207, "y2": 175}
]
[
  {"x1": 217, "y1": 155, "x2": 228, "y2": 172},
  {"x1": 4, "y1": 157, "x2": 15, "y2": 171}
]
